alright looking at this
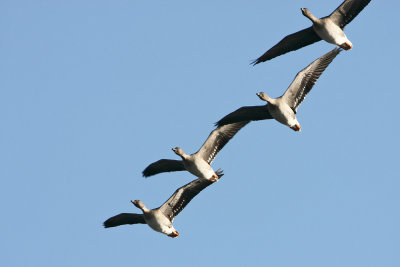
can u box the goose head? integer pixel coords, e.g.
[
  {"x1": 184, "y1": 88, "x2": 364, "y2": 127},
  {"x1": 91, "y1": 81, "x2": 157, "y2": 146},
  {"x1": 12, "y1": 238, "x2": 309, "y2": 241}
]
[
  {"x1": 172, "y1": 147, "x2": 185, "y2": 157},
  {"x1": 131, "y1": 200, "x2": 148, "y2": 212},
  {"x1": 301, "y1": 8, "x2": 309, "y2": 16},
  {"x1": 301, "y1": 8, "x2": 317, "y2": 22},
  {"x1": 256, "y1": 92, "x2": 273, "y2": 103}
]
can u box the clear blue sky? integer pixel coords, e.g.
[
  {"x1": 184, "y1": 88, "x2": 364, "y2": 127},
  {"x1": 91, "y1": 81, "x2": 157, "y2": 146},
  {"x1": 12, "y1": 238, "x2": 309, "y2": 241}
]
[{"x1": 1, "y1": 1, "x2": 399, "y2": 266}]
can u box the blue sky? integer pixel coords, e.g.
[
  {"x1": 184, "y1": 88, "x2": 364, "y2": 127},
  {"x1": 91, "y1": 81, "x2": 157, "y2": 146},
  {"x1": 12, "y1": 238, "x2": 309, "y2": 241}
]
[{"x1": 1, "y1": 1, "x2": 399, "y2": 266}]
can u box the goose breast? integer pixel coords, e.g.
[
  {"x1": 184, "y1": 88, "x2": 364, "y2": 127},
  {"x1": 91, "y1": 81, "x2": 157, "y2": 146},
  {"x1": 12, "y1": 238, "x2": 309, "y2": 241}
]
[
  {"x1": 144, "y1": 210, "x2": 176, "y2": 235},
  {"x1": 183, "y1": 156, "x2": 215, "y2": 179},
  {"x1": 267, "y1": 102, "x2": 297, "y2": 127},
  {"x1": 313, "y1": 19, "x2": 349, "y2": 45}
]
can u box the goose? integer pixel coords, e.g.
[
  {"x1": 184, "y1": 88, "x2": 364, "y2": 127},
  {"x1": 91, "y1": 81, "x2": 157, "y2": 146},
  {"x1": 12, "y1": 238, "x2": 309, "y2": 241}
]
[
  {"x1": 216, "y1": 48, "x2": 341, "y2": 131},
  {"x1": 104, "y1": 177, "x2": 218, "y2": 238},
  {"x1": 142, "y1": 121, "x2": 248, "y2": 180},
  {"x1": 252, "y1": 0, "x2": 370, "y2": 64}
]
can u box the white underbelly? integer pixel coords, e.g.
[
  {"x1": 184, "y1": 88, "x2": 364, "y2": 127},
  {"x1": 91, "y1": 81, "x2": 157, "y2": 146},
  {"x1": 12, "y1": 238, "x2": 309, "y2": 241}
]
[
  {"x1": 145, "y1": 214, "x2": 173, "y2": 235},
  {"x1": 268, "y1": 104, "x2": 294, "y2": 127},
  {"x1": 314, "y1": 23, "x2": 348, "y2": 45},
  {"x1": 184, "y1": 159, "x2": 215, "y2": 179}
]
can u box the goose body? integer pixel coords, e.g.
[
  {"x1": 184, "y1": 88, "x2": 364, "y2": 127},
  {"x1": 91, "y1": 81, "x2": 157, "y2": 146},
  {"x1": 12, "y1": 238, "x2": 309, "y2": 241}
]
[
  {"x1": 216, "y1": 48, "x2": 341, "y2": 130},
  {"x1": 181, "y1": 153, "x2": 216, "y2": 180},
  {"x1": 143, "y1": 209, "x2": 177, "y2": 236},
  {"x1": 104, "y1": 177, "x2": 218, "y2": 238},
  {"x1": 303, "y1": 8, "x2": 353, "y2": 50},
  {"x1": 252, "y1": 0, "x2": 370, "y2": 64},
  {"x1": 142, "y1": 121, "x2": 249, "y2": 180},
  {"x1": 266, "y1": 97, "x2": 301, "y2": 131}
]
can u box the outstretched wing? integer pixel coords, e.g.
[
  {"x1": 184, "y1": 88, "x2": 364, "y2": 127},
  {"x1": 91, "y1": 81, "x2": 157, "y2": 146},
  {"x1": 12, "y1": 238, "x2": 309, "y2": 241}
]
[
  {"x1": 196, "y1": 121, "x2": 249, "y2": 164},
  {"x1": 282, "y1": 48, "x2": 341, "y2": 112},
  {"x1": 215, "y1": 105, "x2": 272, "y2": 127},
  {"x1": 142, "y1": 159, "x2": 185, "y2": 177},
  {"x1": 159, "y1": 178, "x2": 216, "y2": 221},
  {"x1": 103, "y1": 213, "x2": 146, "y2": 228},
  {"x1": 252, "y1": 27, "x2": 321, "y2": 65},
  {"x1": 328, "y1": 0, "x2": 371, "y2": 29}
]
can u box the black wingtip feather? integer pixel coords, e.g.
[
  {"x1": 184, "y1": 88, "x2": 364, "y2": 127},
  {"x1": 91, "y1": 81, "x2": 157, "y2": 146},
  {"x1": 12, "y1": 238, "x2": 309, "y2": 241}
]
[
  {"x1": 103, "y1": 220, "x2": 114, "y2": 228},
  {"x1": 214, "y1": 121, "x2": 223, "y2": 128},
  {"x1": 214, "y1": 117, "x2": 232, "y2": 128},
  {"x1": 251, "y1": 57, "x2": 263, "y2": 65}
]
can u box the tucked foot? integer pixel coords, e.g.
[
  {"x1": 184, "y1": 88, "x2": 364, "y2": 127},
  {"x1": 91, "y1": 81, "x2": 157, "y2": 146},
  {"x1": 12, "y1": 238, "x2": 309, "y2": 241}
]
[
  {"x1": 215, "y1": 168, "x2": 224, "y2": 177},
  {"x1": 168, "y1": 231, "x2": 179, "y2": 238},
  {"x1": 208, "y1": 169, "x2": 224, "y2": 182},
  {"x1": 290, "y1": 123, "x2": 301, "y2": 132},
  {"x1": 339, "y1": 42, "x2": 352, "y2": 50}
]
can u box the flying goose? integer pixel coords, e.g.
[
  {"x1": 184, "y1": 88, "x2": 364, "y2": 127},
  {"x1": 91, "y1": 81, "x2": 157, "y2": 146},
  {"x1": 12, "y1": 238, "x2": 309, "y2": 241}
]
[
  {"x1": 104, "y1": 177, "x2": 218, "y2": 237},
  {"x1": 252, "y1": 0, "x2": 371, "y2": 64},
  {"x1": 142, "y1": 121, "x2": 248, "y2": 180},
  {"x1": 216, "y1": 48, "x2": 341, "y2": 131}
]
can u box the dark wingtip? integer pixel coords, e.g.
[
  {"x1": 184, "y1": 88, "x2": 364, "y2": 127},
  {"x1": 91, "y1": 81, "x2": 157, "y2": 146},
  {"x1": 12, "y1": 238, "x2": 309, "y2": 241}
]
[
  {"x1": 250, "y1": 58, "x2": 260, "y2": 66},
  {"x1": 103, "y1": 221, "x2": 111, "y2": 228},
  {"x1": 215, "y1": 118, "x2": 228, "y2": 128},
  {"x1": 142, "y1": 168, "x2": 151, "y2": 178}
]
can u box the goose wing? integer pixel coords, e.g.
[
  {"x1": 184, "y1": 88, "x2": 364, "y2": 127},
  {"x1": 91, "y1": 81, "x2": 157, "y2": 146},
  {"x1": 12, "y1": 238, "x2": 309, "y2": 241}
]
[
  {"x1": 282, "y1": 48, "x2": 341, "y2": 112},
  {"x1": 159, "y1": 178, "x2": 216, "y2": 221},
  {"x1": 196, "y1": 121, "x2": 249, "y2": 164},
  {"x1": 328, "y1": 0, "x2": 371, "y2": 29},
  {"x1": 103, "y1": 213, "x2": 146, "y2": 227},
  {"x1": 215, "y1": 105, "x2": 272, "y2": 127},
  {"x1": 252, "y1": 27, "x2": 321, "y2": 65},
  {"x1": 142, "y1": 159, "x2": 185, "y2": 177}
]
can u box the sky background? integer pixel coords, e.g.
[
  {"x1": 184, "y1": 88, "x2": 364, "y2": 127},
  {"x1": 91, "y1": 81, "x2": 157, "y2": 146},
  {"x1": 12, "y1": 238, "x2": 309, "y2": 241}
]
[{"x1": 1, "y1": 1, "x2": 399, "y2": 266}]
